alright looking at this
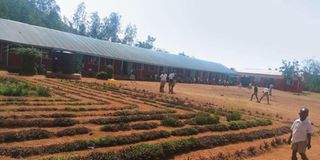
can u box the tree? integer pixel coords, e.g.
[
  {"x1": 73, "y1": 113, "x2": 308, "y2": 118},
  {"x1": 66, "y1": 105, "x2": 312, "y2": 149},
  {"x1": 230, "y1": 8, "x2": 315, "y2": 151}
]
[
  {"x1": 303, "y1": 59, "x2": 320, "y2": 92},
  {"x1": 73, "y1": 2, "x2": 87, "y2": 35},
  {"x1": 135, "y1": 35, "x2": 156, "y2": 49},
  {"x1": 100, "y1": 12, "x2": 121, "y2": 42},
  {"x1": 279, "y1": 60, "x2": 303, "y2": 87},
  {"x1": 178, "y1": 52, "x2": 189, "y2": 57},
  {"x1": 121, "y1": 24, "x2": 137, "y2": 46},
  {"x1": 0, "y1": 0, "x2": 68, "y2": 31},
  {"x1": 12, "y1": 47, "x2": 46, "y2": 75},
  {"x1": 89, "y1": 12, "x2": 101, "y2": 38}
]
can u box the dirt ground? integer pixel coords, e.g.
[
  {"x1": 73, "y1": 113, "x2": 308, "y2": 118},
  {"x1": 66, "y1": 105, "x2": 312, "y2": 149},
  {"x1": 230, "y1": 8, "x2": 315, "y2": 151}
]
[
  {"x1": 114, "y1": 80, "x2": 320, "y2": 160},
  {"x1": 0, "y1": 72, "x2": 319, "y2": 160}
]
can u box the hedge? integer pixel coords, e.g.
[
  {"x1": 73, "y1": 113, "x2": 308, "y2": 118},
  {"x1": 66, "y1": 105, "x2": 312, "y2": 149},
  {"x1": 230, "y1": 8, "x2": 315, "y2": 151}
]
[{"x1": 49, "y1": 126, "x2": 290, "y2": 160}]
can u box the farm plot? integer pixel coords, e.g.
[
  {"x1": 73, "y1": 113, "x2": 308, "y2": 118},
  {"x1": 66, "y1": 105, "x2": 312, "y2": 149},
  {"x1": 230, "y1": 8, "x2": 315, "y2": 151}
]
[{"x1": 0, "y1": 76, "x2": 290, "y2": 160}]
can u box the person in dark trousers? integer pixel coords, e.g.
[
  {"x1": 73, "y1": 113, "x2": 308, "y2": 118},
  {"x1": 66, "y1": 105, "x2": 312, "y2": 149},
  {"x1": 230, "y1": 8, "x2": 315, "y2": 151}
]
[
  {"x1": 288, "y1": 108, "x2": 312, "y2": 160},
  {"x1": 168, "y1": 72, "x2": 176, "y2": 94},
  {"x1": 259, "y1": 87, "x2": 270, "y2": 104},
  {"x1": 250, "y1": 84, "x2": 259, "y2": 102}
]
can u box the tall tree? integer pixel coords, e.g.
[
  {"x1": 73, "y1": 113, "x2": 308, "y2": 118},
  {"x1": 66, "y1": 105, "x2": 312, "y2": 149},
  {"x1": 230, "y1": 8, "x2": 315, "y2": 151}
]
[
  {"x1": 73, "y1": 2, "x2": 87, "y2": 35},
  {"x1": 135, "y1": 35, "x2": 156, "y2": 49},
  {"x1": 100, "y1": 12, "x2": 121, "y2": 42},
  {"x1": 89, "y1": 12, "x2": 101, "y2": 38},
  {"x1": 303, "y1": 59, "x2": 320, "y2": 92},
  {"x1": 121, "y1": 24, "x2": 137, "y2": 46},
  {"x1": 279, "y1": 60, "x2": 303, "y2": 85}
]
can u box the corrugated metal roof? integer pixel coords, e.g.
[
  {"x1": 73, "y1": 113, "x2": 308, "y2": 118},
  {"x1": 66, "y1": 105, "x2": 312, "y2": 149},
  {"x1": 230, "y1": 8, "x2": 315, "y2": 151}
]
[{"x1": 0, "y1": 18, "x2": 236, "y2": 74}]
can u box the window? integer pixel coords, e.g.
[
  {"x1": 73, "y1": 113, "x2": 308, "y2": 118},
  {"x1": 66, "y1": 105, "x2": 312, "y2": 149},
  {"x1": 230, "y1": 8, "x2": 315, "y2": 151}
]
[
  {"x1": 149, "y1": 65, "x2": 155, "y2": 71},
  {"x1": 106, "y1": 59, "x2": 113, "y2": 66}
]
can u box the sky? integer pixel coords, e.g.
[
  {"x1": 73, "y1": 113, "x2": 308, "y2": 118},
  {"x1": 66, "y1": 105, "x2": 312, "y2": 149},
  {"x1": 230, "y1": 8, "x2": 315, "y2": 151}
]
[{"x1": 55, "y1": 0, "x2": 320, "y2": 73}]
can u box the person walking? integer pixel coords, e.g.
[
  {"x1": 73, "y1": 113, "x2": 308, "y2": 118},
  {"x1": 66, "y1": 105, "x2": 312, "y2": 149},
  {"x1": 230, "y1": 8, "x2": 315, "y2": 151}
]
[
  {"x1": 259, "y1": 87, "x2": 270, "y2": 104},
  {"x1": 288, "y1": 108, "x2": 312, "y2": 160},
  {"x1": 250, "y1": 84, "x2": 259, "y2": 102},
  {"x1": 269, "y1": 83, "x2": 274, "y2": 96},
  {"x1": 159, "y1": 72, "x2": 167, "y2": 92}
]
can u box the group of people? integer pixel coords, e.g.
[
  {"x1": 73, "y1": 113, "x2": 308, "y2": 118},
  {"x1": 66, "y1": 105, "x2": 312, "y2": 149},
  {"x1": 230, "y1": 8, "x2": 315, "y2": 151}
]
[
  {"x1": 250, "y1": 83, "x2": 274, "y2": 104},
  {"x1": 159, "y1": 72, "x2": 176, "y2": 94}
]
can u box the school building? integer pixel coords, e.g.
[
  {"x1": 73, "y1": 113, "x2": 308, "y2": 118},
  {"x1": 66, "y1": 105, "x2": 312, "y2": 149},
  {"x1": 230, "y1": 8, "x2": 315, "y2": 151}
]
[
  {"x1": 0, "y1": 18, "x2": 236, "y2": 83},
  {"x1": 238, "y1": 72, "x2": 303, "y2": 93}
]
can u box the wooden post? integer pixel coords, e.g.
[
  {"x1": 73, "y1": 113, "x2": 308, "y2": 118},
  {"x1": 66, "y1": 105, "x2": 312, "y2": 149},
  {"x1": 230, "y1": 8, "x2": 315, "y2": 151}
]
[
  {"x1": 6, "y1": 45, "x2": 9, "y2": 67},
  {"x1": 98, "y1": 57, "x2": 101, "y2": 72}
]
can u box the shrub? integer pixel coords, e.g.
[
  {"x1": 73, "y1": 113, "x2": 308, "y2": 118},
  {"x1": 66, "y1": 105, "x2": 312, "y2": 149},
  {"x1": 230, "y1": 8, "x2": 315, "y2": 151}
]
[
  {"x1": 36, "y1": 87, "x2": 50, "y2": 97},
  {"x1": 228, "y1": 121, "x2": 241, "y2": 130},
  {"x1": 56, "y1": 127, "x2": 91, "y2": 137},
  {"x1": 100, "y1": 123, "x2": 131, "y2": 132},
  {"x1": 131, "y1": 122, "x2": 159, "y2": 130},
  {"x1": 0, "y1": 129, "x2": 54, "y2": 143},
  {"x1": 0, "y1": 118, "x2": 79, "y2": 128},
  {"x1": 0, "y1": 127, "x2": 290, "y2": 158},
  {"x1": 191, "y1": 113, "x2": 219, "y2": 125},
  {"x1": 226, "y1": 111, "x2": 242, "y2": 121},
  {"x1": 106, "y1": 65, "x2": 114, "y2": 79},
  {"x1": 161, "y1": 117, "x2": 184, "y2": 127},
  {"x1": 118, "y1": 143, "x2": 164, "y2": 160},
  {"x1": 96, "y1": 72, "x2": 109, "y2": 80}
]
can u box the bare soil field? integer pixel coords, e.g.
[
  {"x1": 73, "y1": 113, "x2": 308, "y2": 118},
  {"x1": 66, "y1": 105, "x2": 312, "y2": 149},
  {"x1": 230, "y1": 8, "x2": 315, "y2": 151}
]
[{"x1": 0, "y1": 72, "x2": 318, "y2": 160}]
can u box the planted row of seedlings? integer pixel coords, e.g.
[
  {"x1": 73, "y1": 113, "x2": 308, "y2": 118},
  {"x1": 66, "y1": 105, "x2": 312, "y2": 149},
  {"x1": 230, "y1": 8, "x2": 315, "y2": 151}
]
[
  {"x1": 49, "y1": 79, "x2": 139, "y2": 106},
  {"x1": 88, "y1": 113, "x2": 196, "y2": 125},
  {"x1": 109, "y1": 109, "x2": 176, "y2": 116},
  {"x1": 0, "y1": 127, "x2": 91, "y2": 143},
  {"x1": 0, "y1": 113, "x2": 77, "y2": 119},
  {"x1": 0, "y1": 118, "x2": 78, "y2": 128},
  {"x1": 2, "y1": 105, "x2": 137, "y2": 113},
  {"x1": 184, "y1": 137, "x2": 288, "y2": 160},
  {"x1": 0, "y1": 109, "x2": 168, "y2": 119},
  {"x1": 37, "y1": 80, "x2": 111, "y2": 104},
  {"x1": 46, "y1": 126, "x2": 291, "y2": 160},
  {"x1": 100, "y1": 122, "x2": 159, "y2": 132},
  {"x1": 0, "y1": 118, "x2": 275, "y2": 158},
  {"x1": 33, "y1": 80, "x2": 109, "y2": 106},
  {"x1": 171, "y1": 118, "x2": 272, "y2": 136},
  {"x1": 0, "y1": 130, "x2": 171, "y2": 158}
]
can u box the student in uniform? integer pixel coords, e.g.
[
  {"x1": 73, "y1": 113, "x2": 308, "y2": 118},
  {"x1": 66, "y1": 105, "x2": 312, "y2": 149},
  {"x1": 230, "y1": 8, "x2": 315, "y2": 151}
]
[
  {"x1": 288, "y1": 108, "x2": 312, "y2": 160},
  {"x1": 250, "y1": 84, "x2": 259, "y2": 102},
  {"x1": 168, "y1": 72, "x2": 176, "y2": 94},
  {"x1": 259, "y1": 87, "x2": 270, "y2": 104},
  {"x1": 159, "y1": 72, "x2": 167, "y2": 92}
]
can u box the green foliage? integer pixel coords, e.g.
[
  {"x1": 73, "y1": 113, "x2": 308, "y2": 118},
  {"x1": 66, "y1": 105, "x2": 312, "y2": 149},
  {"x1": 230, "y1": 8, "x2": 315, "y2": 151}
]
[
  {"x1": 0, "y1": 77, "x2": 50, "y2": 97},
  {"x1": 100, "y1": 123, "x2": 131, "y2": 132},
  {"x1": 279, "y1": 60, "x2": 303, "y2": 85},
  {"x1": 106, "y1": 65, "x2": 114, "y2": 79},
  {"x1": 303, "y1": 59, "x2": 320, "y2": 92},
  {"x1": 36, "y1": 86, "x2": 50, "y2": 97},
  {"x1": 119, "y1": 143, "x2": 164, "y2": 160},
  {"x1": 11, "y1": 47, "x2": 46, "y2": 75},
  {"x1": 191, "y1": 113, "x2": 219, "y2": 125},
  {"x1": 160, "y1": 116, "x2": 184, "y2": 127},
  {"x1": 12, "y1": 47, "x2": 45, "y2": 57},
  {"x1": 96, "y1": 72, "x2": 109, "y2": 80},
  {"x1": 226, "y1": 111, "x2": 242, "y2": 121},
  {"x1": 135, "y1": 35, "x2": 156, "y2": 49}
]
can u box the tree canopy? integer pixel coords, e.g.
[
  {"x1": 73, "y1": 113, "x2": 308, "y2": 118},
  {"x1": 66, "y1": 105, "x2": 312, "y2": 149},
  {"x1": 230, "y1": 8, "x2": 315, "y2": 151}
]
[{"x1": 0, "y1": 0, "x2": 157, "y2": 50}]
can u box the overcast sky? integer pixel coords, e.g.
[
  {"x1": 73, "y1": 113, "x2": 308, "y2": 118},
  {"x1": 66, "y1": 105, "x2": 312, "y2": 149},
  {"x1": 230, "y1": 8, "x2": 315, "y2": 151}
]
[{"x1": 55, "y1": 0, "x2": 320, "y2": 73}]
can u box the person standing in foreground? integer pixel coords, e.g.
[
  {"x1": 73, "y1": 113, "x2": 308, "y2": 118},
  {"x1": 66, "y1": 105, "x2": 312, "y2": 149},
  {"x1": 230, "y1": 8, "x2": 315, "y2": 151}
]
[
  {"x1": 250, "y1": 84, "x2": 259, "y2": 102},
  {"x1": 288, "y1": 108, "x2": 312, "y2": 160},
  {"x1": 168, "y1": 72, "x2": 176, "y2": 94},
  {"x1": 159, "y1": 72, "x2": 167, "y2": 92},
  {"x1": 259, "y1": 87, "x2": 270, "y2": 104}
]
